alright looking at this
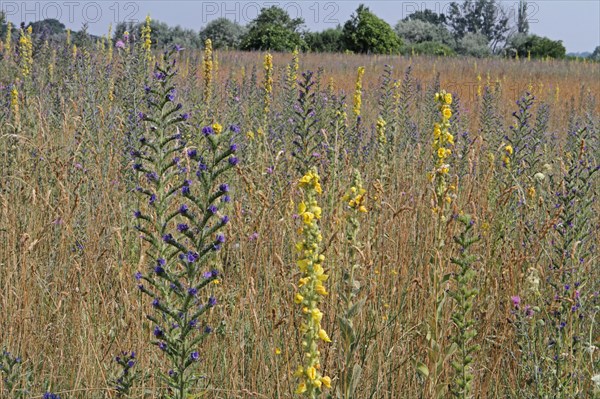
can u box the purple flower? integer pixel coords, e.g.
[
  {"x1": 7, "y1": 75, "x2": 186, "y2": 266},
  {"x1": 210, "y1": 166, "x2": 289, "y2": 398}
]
[
  {"x1": 228, "y1": 156, "x2": 239, "y2": 166},
  {"x1": 219, "y1": 183, "x2": 229, "y2": 192},
  {"x1": 208, "y1": 296, "x2": 217, "y2": 307},
  {"x1": 188, "y1": 287, "x2": 198, "y2": 296},
  {"x1": 149, "y1": 194, "x2": 157, "y2": 205},
  {"x1": 134, "y1": 271, "x2": 142, "y2": 280},
  {"x1": 220, "y1": 215, "x2": 230, "y2": 225},
  {"x1": 230, "y1": 143, "x2": 238, "y2": 152},
  {"x1": 190, "y1": 351, "x2": 200, "y2": 361},
  {"x1": 216, "y1": 233, "x2": 225, "y2": 243},
  {"x1": 180, "y1": 113, "x2": 190, "y2": 121},
  {"x1": 511, "y1": 296, "x2": 521, "y2": 308},
  {"x1": 208, "y1": 204, "x2": 218, "y2": 214},
  {"x1": 177, "y1": 223, "x2": 189, "y2": 232},
  {"x1": 152, "y1": 298, "x2": 160, "y2": 307},
  {"x1": 221, "y1": 195, "x2": 231, "y2": 203},
  {"x1": 134, "y1": 210, "x2": 142, "y2": 218},
  {"x1": 187, "y1": 149, "x2": 197, "y2": 158},
  {"x1": 179, "y1": 204, "x2": 188, "y2": 214},
  {"x1": 162, "y1": 233, "x2": 174, "y2": 243},
  {"x1": 153, "y1": 326, "x2": 164, "y2": 338},
  {"x1": 115, "y1": 40, "x2": 125, "y2": 49},
  {"x1": 204, "y1": 326, "x2": 213, "y2": 334},
  {"x1": 158, "y1": 342, "x2": 167, "y2": 351},
  {"x1": 202, "y1": 126, "x2": 214, "y2": 136},
  {"x1": 154, "y1": 265, "x2": 165, "y2": 275},
  {"x1": 186, "y1": 251, "x2": 199, "y2": 263}
]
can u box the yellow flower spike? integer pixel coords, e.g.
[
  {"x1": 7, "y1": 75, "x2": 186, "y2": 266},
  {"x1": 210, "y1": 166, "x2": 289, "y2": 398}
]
[{"x1": 318, "y1": 329, "x2": 332, "y2": 342}]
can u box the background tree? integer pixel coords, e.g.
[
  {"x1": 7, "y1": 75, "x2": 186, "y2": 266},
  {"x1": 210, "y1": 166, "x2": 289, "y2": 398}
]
[
  {"x1": 406, "y1": 9, "x2": 446, "y2": 25},
  {"x1": 446, "y1": 0, "x2": 510, "y2": 52},
  {"x1": 240, "y1": 6, "x2": 305, "y2": 51},
  {"x1": 507, "y1": 34, "x2": 566, "y2": 59},
  {"x1": 591, "y1": 46, "x2": 600, "y2": 61},
  {"x1": 342, "y1": 4, "x2": 402, "y2": 54},
  {"x1": 517, "y1": 0, "x2": 529, "y2": 34},
  {"x1": 305, "y1": 26, "x2": 344, "y2": 52},
  {"x1": 199, "y1": 18, "x2": 246, "y2": 50},
  {"x1": 395, "y1": 19, "x2": 454, "y2": 47}
]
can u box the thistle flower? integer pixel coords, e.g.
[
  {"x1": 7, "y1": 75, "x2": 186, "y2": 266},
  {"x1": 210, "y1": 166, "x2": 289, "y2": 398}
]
[{"x1": 294, "y1": 169, "x2": 331, "y2": 397}]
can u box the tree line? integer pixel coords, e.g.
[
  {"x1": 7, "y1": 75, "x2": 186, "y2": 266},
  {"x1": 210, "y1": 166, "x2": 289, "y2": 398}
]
[{"x1": 1, "y1": 1, "x2": 599, "y2": 60}]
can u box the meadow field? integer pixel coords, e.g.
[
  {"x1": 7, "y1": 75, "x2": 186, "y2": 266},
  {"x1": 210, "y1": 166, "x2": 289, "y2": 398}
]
[{"x1": 0, "y1": 33, "x2": 599, "y2": 398}]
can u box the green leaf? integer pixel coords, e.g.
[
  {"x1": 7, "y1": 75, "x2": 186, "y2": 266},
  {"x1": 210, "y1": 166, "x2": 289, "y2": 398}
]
[{"x1": 416, "y1": 361, "x2": 429, "y2": 378}]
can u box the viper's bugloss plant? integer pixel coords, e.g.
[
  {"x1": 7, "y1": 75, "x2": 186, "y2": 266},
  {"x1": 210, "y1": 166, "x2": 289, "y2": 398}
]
[
  {"x1": 291, "y1": 71, "x2": 320, "y2": 172},
  {"x1": 111, "y1": 351, "x2": 137, "y2": 397},
  {"x1": 0, "y1": 348, "x2": 33, "y2": 398},
  {"x1": 294, "y1": 169, "x2": 332, "y2": 397},
  {"x1": 449, "y1": 215, "x2": 480, "y2": 399},
  {"x1": 132, "y1": 46, "x2": 238, "y2": 398}
]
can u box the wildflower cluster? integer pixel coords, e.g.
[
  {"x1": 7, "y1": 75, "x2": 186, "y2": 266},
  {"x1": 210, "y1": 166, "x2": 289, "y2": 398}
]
[
  {"x1": 132, "y1": 47, "x2": 238, "y2": 398},
  {"x1": 18, "y1": 26, "x2": 33, "y2": 78},
  {"x1": 353, "y1": 66, "x2": 365, "y2": 118},
  {"x1": 294, "y1": 169, "x2": 332, "y2": 396}
]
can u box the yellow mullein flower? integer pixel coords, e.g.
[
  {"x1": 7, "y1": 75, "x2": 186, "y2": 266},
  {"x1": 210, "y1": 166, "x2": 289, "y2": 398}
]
[
  {"x1": 318, "y1": 329, "x2": 331, "y2": 342},
  {"x1": 295, "y1": 293, "x2": 304, "y2": 304},
  {"x1": 504, "y1": 144, "x2": 514, "y2": 155},
  {"x1": 263, "y1": 52, "x2": 273, "y2": 116},
  {"x1": 321, "y1": 376, "x2": 332, "y2": 388},
  {"x1": 442, "y1": 106, "x2": 452, "y2": 120},
  {"x1": 212, "y1": 122, "x2": 223, "y2": 135},
  {"x1": 445, "y1": 92, "x2": 452, "y2": 104}
]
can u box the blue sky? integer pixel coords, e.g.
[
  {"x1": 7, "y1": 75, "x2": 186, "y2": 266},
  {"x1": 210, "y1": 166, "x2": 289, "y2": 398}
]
[{"x1": 2, "y1": 1, "x2": 599, "y2": 52}]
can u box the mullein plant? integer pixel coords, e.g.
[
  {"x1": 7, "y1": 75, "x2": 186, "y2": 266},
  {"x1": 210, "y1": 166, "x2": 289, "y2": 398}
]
[
  {"x1": 337, "y1": 170, "x2": 368, "y2": 399},
  {"x1": 448, "y1": 215, "x2": 480, "y2": 399},
  {"x1": 140, "y1": 15, "x2": 153, "y2": 66},
  {"x1": 202, "y1": 39, "x2": 213, "y2": 117},
  {"x1": 352, "y1": 66, "x2": 365, "y2": 130},
  {"x1": 294, "y1": 169, "x2": 332, "y2": 397},
  {"x1": 18, "y1": 26, "x2": 33, "y2": 79},
  {"x1": 132, "y1": 47, "x2": 239, "y2": 398},
  {"x1": 419, "y1": 90, "x2": 458, "y2": 399}
]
